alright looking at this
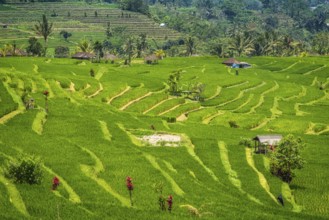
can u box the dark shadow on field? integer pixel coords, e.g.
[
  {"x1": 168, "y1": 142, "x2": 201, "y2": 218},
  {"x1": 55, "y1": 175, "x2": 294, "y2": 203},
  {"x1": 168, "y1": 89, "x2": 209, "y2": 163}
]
[{"x1": 290, "y1": 184, "x2": 306, "y2": 190}]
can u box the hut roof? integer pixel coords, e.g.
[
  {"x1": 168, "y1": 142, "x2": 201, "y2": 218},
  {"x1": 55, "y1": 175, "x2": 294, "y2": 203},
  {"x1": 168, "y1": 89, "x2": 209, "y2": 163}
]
[
  {"x1": 103, "y1": 53, "x2": 117, "y2": 60},
  {"x1": 144, "y1": 54, "x2": 158, "y2": 61},
  {"x1": 222, "y1": 58, "x2": 240, "y2": 65},
  {"x1": 71, "y1": 52, "x2": 95, "y2": 59},
  {"x1": 253, "y1": 135, "x2": 282, "y2": 145}
]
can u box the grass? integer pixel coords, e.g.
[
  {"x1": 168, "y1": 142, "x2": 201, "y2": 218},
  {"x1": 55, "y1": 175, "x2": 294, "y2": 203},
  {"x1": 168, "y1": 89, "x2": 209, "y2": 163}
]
[{"x1": 0, "y1": 56, "x2": 328, "y2": 219}]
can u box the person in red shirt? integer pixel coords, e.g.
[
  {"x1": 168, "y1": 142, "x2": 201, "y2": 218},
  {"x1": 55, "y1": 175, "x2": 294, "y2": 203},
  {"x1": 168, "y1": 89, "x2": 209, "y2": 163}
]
[{"x1": 52, "y1": 176, "x2": 60, "y2": 190}]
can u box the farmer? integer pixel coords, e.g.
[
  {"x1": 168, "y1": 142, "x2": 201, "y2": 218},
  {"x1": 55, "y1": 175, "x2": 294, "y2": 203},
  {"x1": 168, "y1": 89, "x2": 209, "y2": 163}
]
[
  {"x1": 167, "y1": 195, "x2": 173, "y2": 212},
  {"x1": 52, "y1": 176, "x2": 60, "y2": 190}
]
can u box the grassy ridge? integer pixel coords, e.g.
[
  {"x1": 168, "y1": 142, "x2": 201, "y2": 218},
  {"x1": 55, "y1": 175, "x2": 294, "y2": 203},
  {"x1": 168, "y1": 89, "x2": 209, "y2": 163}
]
[{"x1": 0, "y1": 56, "x2": 328, "y2": 219}]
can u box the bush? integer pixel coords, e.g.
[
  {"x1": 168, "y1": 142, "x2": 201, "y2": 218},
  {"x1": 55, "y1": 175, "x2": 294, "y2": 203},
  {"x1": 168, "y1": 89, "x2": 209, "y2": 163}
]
[
  {"x1": 90, "y1": 68, "x2": 95, "y2": 77},
  {"x1": 4, "y1": 155, "x2": 43, "y2": 185},
  {"x1": 228, "y1": 120, "x2": 239, "y2": 128},
  {"x1": 164, "y1": 117, "x2": 176, "y2": 123},
  {"x1": 239, "y1": 138, "x2": 252, "y2": 147},
  {"x1": 55, "y1": 46, "x2": 70, "y2": 58}
]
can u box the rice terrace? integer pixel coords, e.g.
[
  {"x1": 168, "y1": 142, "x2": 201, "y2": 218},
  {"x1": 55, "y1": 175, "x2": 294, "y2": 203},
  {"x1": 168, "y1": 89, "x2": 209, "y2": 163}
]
[{"x1": 0, "y1": 1, "x2": 329, "y2": 220}]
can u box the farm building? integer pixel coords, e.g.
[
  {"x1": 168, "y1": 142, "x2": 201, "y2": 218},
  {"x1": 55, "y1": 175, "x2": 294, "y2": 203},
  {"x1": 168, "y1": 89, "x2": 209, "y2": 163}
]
[
  {"x1": 103, "y1": 53, "x2": 118, "y2": 63},
  {"x1": 144, "y1": 54, "x2": 158, "y2": 64},
  {"x1": 71, "y1": 52, "x2": 95, "y2": 60},
  {"x1": 253, "y1": 134, "x2": 282, "y2": 154},
  {"x1": 0, "y1": 49, "x2": 27, "y2": 57},
  {"x1": 222, "y1": 58, "x2": 251, "y2": 68}
]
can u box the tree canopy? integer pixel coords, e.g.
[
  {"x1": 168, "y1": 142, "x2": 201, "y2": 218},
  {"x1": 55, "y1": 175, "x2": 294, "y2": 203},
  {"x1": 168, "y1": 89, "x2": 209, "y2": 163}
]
[{"x1": 270, "y1": 134, "x2": 305, "y2": 184}]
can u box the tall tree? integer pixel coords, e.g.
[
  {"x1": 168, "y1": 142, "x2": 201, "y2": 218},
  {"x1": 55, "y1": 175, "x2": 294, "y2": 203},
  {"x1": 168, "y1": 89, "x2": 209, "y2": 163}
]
[
  {"x1": 34, "y1": 14, "x2": 53, "y2": 54},
  {"x1": 270, "y1": 134, "x2": 305, "y2": 184},
  {"x1": 122, "y1": 36, "x2": 136, "y2": 65},
  {"x1": 185, "y1": 36, "x2": 197, "y2": 56},
  {"x1": 77, "y1": 39, "x2": 93, "y2": 53},
  {"x1": 93, "y1": 40, "x2": 103, "y2": 62},
  {"x1": 229, "y1": 32, "x2": 254, "y2": 57},
  {"x1": 312, "y1": 32, "x2": 329, "y2": 55},
  {"x1": 136, "y1": 33, "x2": 148, "y2": 58}
]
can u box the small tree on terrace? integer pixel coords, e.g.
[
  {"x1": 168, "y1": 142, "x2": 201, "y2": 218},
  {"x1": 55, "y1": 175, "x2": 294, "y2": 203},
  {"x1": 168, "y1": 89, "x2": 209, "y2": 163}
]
[
  {"x1": 34, "y1": 14, "x2": 53, "y2": 55},
  {"x1": 60, "y1": 30, "x2": 72, "y2": 41},
  {"x1": 167, "y1": 70, "x2": 182, "y2": 96},
  {"x1": 270, "y1": 134, "x2": 305, "y2": 184},
  {"x1": 122, "y1": 36, "x2": 136, "y2": 65}
]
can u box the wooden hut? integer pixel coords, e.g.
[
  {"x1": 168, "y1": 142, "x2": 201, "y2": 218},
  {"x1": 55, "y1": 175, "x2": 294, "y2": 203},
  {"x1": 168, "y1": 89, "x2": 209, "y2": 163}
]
[
  {"x1": 222, "y1": 58, "x2": 251, "y2": 68},
  {"x1": 71, "y1": 52, "x2": 95, "y2": 60},
  {"x1": 253, "y1": 135, "x2": 282, "y2": 154},
  {"x1": 144, "y1": 54, "x2": 158, "y2": 64},
  {"x1": 103, "y1": 53, "x2": 118, "y2": 63},
  {"x1": 222, "y1": 58, "x2": 240, "y2": 66}
]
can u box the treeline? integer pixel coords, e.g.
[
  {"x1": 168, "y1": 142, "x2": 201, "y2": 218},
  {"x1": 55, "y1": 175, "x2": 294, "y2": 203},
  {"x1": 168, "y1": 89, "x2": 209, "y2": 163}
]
[{"x1": 0, "y1": 0, "x2": 63, "y2": 3}]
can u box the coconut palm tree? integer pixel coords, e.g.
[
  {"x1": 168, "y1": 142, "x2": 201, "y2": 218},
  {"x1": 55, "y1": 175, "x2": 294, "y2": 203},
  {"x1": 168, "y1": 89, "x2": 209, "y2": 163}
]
[
  {"x1": 76, "y1": 39, "x2": 93, "y2": 53},
  {"x1": 185, "y1": 36, "x2": 197, "y2": 56},
  {"x1": 229, "y1": 32, "x2": 255, "y2": 57},
  {"x1": 0, "y1": 44, "x2": 13, "y2": 57},
  {"x1": 155, "y1": 49, "x2": 165, "y2": 60},
  {"x1": 122, "y1": 36, "x2": 136, "y2": 65},
  {"x1": 34, "y1": 14, "x2": 53, "y2": 54}
]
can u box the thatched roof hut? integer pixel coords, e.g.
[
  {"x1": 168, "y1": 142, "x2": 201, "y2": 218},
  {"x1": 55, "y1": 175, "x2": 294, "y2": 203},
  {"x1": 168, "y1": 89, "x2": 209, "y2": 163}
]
[
  {"x1": 71, "y1": 52, "x2": 95, "y2": 60},
  {"x1": 144, "y1": 54, "x2": 158, "y2": 64},
  {"x1": 0, "y1": 49, "x2": 27, "y2": 57},
  {"x1": 103, "y1": 53, "x2": 118, "y2": 63},
  {"x1": 253, "y1": 134, "x2": 282, "y2": 154},
  {"x1": 222, "y1": 58, "x2": 240, "y2": 66}
]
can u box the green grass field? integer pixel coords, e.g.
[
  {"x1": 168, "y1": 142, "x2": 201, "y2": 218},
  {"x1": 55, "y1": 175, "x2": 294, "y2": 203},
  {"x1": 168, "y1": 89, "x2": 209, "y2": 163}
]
[{"x1": 0, "y1": 56, "x2": 328, "y2": 219}]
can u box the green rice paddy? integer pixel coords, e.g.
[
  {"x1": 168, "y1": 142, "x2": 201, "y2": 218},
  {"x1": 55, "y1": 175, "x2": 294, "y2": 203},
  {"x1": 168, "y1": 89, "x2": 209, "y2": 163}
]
[{"x1": 0, "y1": 56, "x2": 328, "y2": 219}]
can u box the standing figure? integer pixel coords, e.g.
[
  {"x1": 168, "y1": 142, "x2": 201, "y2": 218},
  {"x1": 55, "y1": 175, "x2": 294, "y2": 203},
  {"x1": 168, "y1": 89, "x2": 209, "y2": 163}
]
[
  {"x1": 52, "y1": 176, "x2": 60, "y2": 190},
  {"x1": 167, "y1": 195, "x2": 173, "y2": 212}
]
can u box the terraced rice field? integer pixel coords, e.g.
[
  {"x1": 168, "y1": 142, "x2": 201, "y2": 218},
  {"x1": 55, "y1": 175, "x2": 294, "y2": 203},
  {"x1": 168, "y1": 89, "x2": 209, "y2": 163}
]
[
  {"x1": 0, "y1": 56, "x2": 328, "y2": 219},
  {"x1": 0, "y1": 2, "x2": 181, "y2": 51}
]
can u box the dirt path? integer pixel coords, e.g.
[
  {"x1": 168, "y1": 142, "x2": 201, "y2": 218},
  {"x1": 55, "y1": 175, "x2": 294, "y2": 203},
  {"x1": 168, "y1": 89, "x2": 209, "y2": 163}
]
[
  {"x1": 158, "y1": 103, "x2": 183, "y2": 116},
  {"x1": 79, "y1": 147, "x2": 131, "y2": 207},
  {"x1": 0, "y1": 110, "x2": 22, "y2": 124},
  {"x1": 87, "y1": 83, "x2": 103, "y2": 98},
  {"x1": 205, "y1": 86, "x2": 222, "y2": 101},
  {"x1": 218, "y1": 141, "x2": 262, "y2": 205},
  {"x1": 202, "y1": 111, "x2": 225, "y2": 124},
  {"x1": 303, "y1": 65, "x2": 326, "y2": 76},
  {"x1": 245, "y1": 148, "x2": 279, "y2": 204},
  {"x1": 143, "y1": 97, "x2": 174, "y2": 114},
  {"x1": 120, "y1": 92, "x2": 153, "y2": 111},
  {"x1": 107, "y1": 86, "x2": 130, "y2": 104}
]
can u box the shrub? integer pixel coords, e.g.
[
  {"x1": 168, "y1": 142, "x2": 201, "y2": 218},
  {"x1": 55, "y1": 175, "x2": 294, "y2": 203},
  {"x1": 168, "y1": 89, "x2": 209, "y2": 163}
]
[
  {"x1": 164, "y1": 117, "x2": 176, "y2": 123},
  {"x1": 90, "y1": 68, "x2": 95, "y2": 77},
  {"x1": 4, "y1": 155, "x2": 43, "y2": 185},
  {"x1": 55, "y1": 46, "x2": 70, "y2": 58},
  {"x1": 239, "y1": 138, "x2": 252, "y2": 147},
  {"x1": 228, "y1": 120, "x2": 239, "y2": 128}
]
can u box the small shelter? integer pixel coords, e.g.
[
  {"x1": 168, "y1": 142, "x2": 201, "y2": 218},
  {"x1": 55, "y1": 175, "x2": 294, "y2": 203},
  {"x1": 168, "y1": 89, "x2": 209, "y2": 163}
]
[
  {"x1": 71, "y1": 52, "x2": 95, "y2": 60},
  {"x1": 222, "y1": 58, "x2": 240, "y2": 66},
  {"x1": 253, "y1": 134, "x2": 282, "y2": 154},
  {"x1": 222, "y1": 58, "x2": 251, "y2": 68},
  {"x1": 103, "y1": 53, "x2": 118, "y2": 63},
  {"x1": 144, "y1": 54, "x2": 158, "y2": 64}
]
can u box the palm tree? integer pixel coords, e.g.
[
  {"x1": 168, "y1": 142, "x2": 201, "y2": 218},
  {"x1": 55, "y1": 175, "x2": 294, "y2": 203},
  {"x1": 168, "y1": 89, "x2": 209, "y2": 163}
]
[
  {"x1": 76, "y1": 39, "x2": 93, "y2": 53},
  {"x1": 155, "y1": 49, "x2": 165, "y2": 60},
  {"x1": 34, "y1": 14, "x2": 53, "y2": 54},
  {"x1": 136, "y1": 33, "x2": 148, "y2": 58},
  {"x1": 0, "y1": 44, "x2": 13, "y2": 57},
  {"x1": 229, "y1": 32, "x2": 254, "y2": 57},
  {"x1": 93, "y1": 41, "x2": 103, "y2": 63},
  {"x1": 122, "y1": 36, "x2": 136, "y2": 65},
  {"x1": 185, "y1": 36, "x2": 197, "y2": 56}
]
